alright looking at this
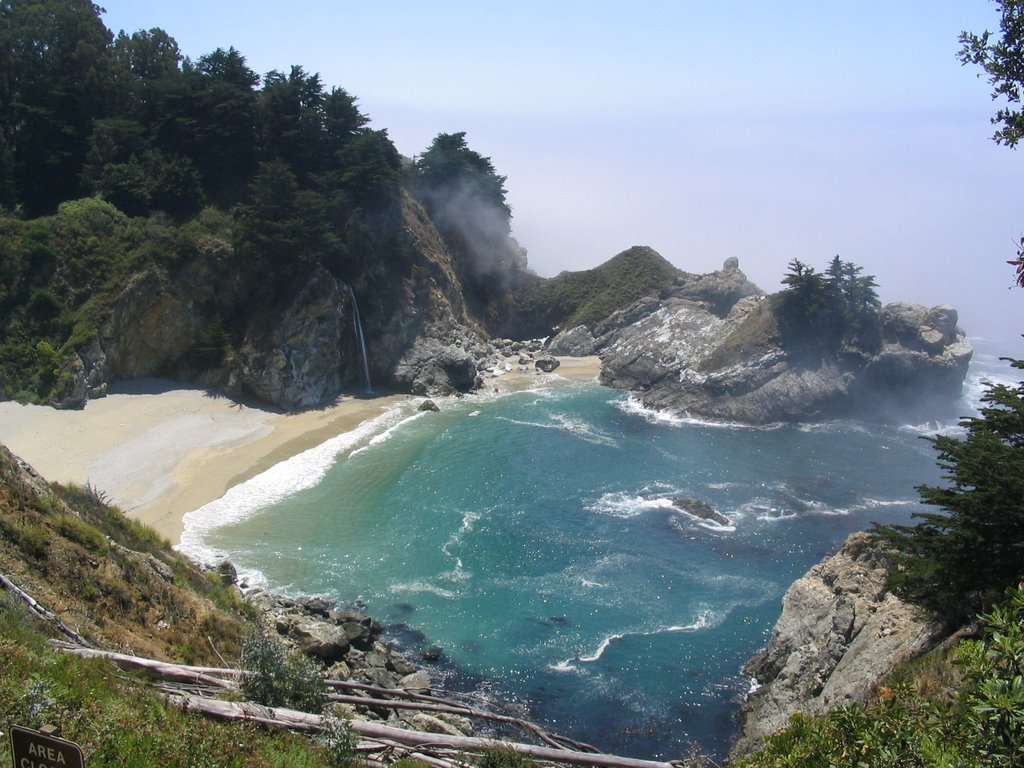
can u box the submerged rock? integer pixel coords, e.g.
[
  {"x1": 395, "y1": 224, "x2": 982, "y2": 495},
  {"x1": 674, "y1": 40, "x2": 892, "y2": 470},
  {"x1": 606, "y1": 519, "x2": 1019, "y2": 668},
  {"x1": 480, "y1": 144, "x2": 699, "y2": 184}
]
[{"x1": 671, "y1": 497, "x2": 731, "y2": 526}]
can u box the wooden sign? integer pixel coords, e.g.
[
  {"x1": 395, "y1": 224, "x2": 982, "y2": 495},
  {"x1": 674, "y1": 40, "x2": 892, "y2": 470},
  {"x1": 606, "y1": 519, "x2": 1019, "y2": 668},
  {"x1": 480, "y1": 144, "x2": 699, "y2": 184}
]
[{"x1": 9, "y1": 725, "x2": 85, "y2": 768}]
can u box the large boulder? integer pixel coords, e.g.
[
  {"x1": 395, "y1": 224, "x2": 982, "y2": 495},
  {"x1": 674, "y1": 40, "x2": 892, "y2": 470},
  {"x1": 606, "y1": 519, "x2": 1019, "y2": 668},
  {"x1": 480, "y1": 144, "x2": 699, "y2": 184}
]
[
  {"x1": 392, "y1": 337, "x2": 482, "y2": 396},
  {"x1": 729, "y1": 532, "x2": 947, "y2": 758},
  {"x1": 534, "y1": 355, "x2": 561, "y2": 373},
  {"x1": 282, "y1": 615, "x2": 351, "y2": 662},
  {"x1": 546, "y1": 325, "x2": 596, "y2": 356}
]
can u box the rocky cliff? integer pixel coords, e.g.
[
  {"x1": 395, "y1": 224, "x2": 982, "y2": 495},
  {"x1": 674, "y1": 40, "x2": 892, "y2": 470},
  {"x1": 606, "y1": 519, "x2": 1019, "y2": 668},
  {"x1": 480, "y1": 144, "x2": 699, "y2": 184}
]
[
  {"x1": 55, "y1": 191, "x2": 501, "y2": 410},
  {"x1": 595, "y1": 259, "x2": 972, "y2": 423},
  {"x1": 728, "y1": 532, "x2": 947, "y2": 759}
]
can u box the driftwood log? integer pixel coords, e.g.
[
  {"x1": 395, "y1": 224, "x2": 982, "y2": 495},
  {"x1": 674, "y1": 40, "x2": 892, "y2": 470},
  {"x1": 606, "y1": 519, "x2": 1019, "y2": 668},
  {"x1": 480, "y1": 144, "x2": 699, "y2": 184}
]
[
  {"x1": 54, "y1": 644, "x2": 689, "y2": 768},
  {"x1": 0, "y1": 571, "x2": 91, "y2": 646},
  {"x1": 167, "y1": 693, "x2": 683, "y2": 768}
]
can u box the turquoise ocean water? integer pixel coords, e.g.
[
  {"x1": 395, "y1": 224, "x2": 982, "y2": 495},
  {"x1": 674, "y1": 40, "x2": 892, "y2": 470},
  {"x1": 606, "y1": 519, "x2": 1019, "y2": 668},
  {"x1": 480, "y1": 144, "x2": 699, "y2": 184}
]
[{"x1": 180, "y1": 342, "x2": 1018, "y2": 761}]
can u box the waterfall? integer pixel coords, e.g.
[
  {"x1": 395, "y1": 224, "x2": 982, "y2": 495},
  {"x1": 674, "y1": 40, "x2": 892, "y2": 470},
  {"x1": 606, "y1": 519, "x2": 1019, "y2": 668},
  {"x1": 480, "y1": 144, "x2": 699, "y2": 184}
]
[{"x1": 344, "y1": 283, "x2": 372, "y2": 394}]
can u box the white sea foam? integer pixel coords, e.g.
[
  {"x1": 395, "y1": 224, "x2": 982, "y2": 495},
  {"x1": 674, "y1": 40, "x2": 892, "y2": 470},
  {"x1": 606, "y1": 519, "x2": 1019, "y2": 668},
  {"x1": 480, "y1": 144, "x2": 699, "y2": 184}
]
[
  {"x1": 671, "y1": 518, "x2": 737, "y2": 536},
  {"x1": 589, "y1": 492, "x2": 675, "y2": 518},
  {"x1": 552, "y1": 608, "x2": 722, "y2": 672},
  {"x1": 494, "y1": 412, "x2": 618, "y2": 447},
  {"x1": 177, "y1": 404, "x2": 413, "y2": 565},
  {"x1": 349, "y1": 410, "x2": 429, "y2": 458},
  {"x1": 441, "y1": 509, "x2": 482, "y2": 576},
  {"x1": 615, "y1": 396, "x2": 782, "y2": 430},
  {"x1": 551, "y1": 413, "x2": 619, "y2": 447},
  {"x1": 389, "y1": 580, "x2": 456, "y2": 599}
]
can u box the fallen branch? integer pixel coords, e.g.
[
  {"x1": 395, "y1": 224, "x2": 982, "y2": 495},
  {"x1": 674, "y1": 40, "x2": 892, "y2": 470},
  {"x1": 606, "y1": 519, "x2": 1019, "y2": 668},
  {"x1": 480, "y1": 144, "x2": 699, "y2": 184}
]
[
  {"x1": 0, "y1": 571, "x2": 91, "y2": 646},
  {"x1": 326, "y1": 692, "x2": 583, "y2": 751},
  {"x1": 53, "y1": 641, "x2": 685, "y2": 766},
  {"x1": 59, "y1": 646, "x2": 237, "y2": 689},
  {"x1": 166, "y1": 692, "x2": 682, "y2": 768},
  {"x1": 324, "y1": 678, "x2": 598, "y2": 752}
]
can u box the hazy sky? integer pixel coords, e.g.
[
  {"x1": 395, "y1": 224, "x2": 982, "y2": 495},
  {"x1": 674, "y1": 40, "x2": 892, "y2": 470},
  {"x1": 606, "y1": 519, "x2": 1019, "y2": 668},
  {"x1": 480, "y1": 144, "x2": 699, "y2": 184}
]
[{"x1": 99, "y1": 1, "x2": 1024, "y2": 348}]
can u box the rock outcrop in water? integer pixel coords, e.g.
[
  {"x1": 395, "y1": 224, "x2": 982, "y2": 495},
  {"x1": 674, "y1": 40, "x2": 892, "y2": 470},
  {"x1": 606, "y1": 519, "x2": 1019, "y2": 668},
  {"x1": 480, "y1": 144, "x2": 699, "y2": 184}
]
[
  {"x1": 596, "y1": 259, "x2": 972, "y2": 423},
  {"x1": 728, "y1": 532, "x2": 947, "y2": 759}
]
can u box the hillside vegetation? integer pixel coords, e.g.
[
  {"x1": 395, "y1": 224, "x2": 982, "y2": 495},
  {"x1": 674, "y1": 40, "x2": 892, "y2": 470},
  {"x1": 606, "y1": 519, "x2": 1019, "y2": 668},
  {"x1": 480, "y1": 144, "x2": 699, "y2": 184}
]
[
  {"x1": 499, "y1": 246, "x2": 682, "y2": 339},
  {"x1": 0, "y1": 441, "x2": 352, "y2": 765}
]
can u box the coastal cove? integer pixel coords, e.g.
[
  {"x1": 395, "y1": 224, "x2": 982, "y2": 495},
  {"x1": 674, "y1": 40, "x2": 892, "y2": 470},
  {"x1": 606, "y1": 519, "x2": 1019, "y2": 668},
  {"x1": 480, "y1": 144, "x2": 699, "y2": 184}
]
[
  {"x1": 0, "y1": 345, "x2": 1015, "y2": 761},
  {"x1": 182, "y1": 343, "x2": 1011, "y2": 761}
]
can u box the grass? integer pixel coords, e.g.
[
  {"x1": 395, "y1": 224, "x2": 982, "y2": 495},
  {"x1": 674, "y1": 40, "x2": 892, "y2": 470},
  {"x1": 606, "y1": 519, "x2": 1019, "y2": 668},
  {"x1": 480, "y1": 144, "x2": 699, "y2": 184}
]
[
  {"x1": 505, "y1": 245, "x2": 682, "y2": 338},
  {"x1": 0, "y1": 594, "x2": 343, "y2": 768}
]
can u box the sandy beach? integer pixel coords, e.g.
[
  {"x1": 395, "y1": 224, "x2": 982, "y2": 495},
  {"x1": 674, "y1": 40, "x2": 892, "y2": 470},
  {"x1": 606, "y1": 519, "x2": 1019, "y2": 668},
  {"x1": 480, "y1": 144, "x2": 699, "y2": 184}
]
[{"x1": 0, "y1": 356, "x2": 601, "y2": 545}]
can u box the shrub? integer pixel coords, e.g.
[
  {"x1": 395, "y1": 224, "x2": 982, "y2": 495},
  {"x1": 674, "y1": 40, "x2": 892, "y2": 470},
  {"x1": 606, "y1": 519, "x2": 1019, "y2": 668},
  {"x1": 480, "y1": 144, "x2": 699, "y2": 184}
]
[
  {"x1": 475, "y1": 745, "x2": 540, "y2": 768},
  {"x1": 17, "y1": 524, "x2": 49, "y2": 560},
  {"x1": 240, "y1": 628, "x2": 325, "y2": 714},
  {"x1": 319, "y1": 715, "x2": 359, "y2": 768},
  {"x1": 57, "y1": 514, "x2": 107, "y2": 553}
]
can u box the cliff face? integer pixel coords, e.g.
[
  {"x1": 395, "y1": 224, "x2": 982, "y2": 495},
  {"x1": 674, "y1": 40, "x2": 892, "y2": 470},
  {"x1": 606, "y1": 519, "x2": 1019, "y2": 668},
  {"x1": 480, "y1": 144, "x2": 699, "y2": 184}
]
[
  {"x1": 728, "y1": 532, "x2": 948, "y2": 759},
  {"x1": 596, "y1": 260, "x2": 972, "y2": 423},
  {"x1": 55, "y1": 191, "x2": 500, "y2": 410},
  {"x1": 366, "y1": 191, "x2": 497, "y2": 396}
]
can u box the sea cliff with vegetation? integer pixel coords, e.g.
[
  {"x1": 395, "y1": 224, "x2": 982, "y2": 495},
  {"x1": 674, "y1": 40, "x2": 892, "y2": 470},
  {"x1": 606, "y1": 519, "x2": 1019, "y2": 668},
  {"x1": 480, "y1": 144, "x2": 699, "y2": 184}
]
[
  {"x1": 1, "y1": 1, "x2": 1023, "y2": 766},
  {"x1": 0, "y1": 3, "x2": 971, "y2": 425}
]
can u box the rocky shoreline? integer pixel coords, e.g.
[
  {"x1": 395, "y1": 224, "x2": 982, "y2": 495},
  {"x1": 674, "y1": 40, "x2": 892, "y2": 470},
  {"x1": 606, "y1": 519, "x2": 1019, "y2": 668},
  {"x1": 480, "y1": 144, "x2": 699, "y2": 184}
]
[
  {"x1": 727, "y1": 532, "x2": 948, "y2": 760},
  {"x1": 240, "y1": 582, "x2": 477, "y2": 737}
]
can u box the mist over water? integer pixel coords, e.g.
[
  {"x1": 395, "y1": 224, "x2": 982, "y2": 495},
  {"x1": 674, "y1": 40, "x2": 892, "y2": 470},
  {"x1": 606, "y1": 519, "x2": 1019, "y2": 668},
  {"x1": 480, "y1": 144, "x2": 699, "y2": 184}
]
[{"x1": 183, "y1": 340, "x2": 1016, "y2": 761}]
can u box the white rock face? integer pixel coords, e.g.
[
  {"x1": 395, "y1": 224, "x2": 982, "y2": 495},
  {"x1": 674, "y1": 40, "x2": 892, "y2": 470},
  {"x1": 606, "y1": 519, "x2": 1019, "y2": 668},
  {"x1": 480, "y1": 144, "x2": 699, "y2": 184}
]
[{"x1": 729, "y1": 532, "x2": 947, "y2": 758}]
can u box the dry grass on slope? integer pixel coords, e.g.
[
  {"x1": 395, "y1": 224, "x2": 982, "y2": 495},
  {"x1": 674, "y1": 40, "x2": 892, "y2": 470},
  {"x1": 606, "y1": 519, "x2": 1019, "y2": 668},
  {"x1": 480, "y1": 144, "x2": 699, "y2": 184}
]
[{"x1": 0, "y1": 443, "x2": 250, "y2": 665}]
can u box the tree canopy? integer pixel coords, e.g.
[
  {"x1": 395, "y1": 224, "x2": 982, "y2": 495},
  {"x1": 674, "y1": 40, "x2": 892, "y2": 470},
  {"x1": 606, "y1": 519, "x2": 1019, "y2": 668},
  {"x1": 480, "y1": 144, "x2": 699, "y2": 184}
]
[
  {"x1": 773, "y1": 256, "x2": 880, "y2": 357},
  {"x1": 872, "y1": 363, "x2": 1024, "y2": 623},
  {"x1": 959, "y1": 0, "x2": 1024, "y2": 287}
]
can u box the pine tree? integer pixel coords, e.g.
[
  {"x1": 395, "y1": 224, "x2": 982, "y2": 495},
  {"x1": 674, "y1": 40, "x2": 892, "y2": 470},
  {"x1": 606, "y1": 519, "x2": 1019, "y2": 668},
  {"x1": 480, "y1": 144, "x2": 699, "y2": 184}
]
[{"x1": 872, "y1": 360, "x2": 1024, "y2": 623}]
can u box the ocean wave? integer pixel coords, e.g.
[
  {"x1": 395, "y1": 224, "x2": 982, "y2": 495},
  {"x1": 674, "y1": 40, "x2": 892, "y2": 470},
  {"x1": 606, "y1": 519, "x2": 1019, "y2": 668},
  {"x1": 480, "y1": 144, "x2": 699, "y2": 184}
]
[
  {"x1": 388, "y1": 580, "x2": 457, "y2": 599},
  {"x1": 549, "y1": 608, "x2": 721, "y2": 673},
  {"x1": 740, "y1": 493, "x2": 917, "y2": 524},
  {"x1": 349, "y1": 410, "x2": 429, "y2": 458},
  {"x1": 897, "y1": 420, "x2": 964, "y2": 437},
  {"x1": 551, "y1": 413, "x2": 619, "y2": 447},
  {"x1": 493, "y1": 413, "x2": 618, "y2": 447},
  {"x1": 797, "y1": 420, "x2": 873, "y2": 435},
  {"x1": 589, "y1": 492, "x2": 676, "y2": 518},
  {"x1": 177, "y1": 404, "x2": 414, "y2": 565},
  {"x1": 615, "y1": 396, "x2": 783, "y2": 431},
  {"x1": 669, "y1": 513, "x2": 736, "y2": 534}
]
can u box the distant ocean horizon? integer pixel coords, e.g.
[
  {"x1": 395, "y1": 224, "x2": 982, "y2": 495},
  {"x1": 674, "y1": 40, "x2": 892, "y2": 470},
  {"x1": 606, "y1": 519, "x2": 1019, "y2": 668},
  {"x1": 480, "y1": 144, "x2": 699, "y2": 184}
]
[{"x1": 180, "y1": 338, "x2": 1019, "y2": 761}]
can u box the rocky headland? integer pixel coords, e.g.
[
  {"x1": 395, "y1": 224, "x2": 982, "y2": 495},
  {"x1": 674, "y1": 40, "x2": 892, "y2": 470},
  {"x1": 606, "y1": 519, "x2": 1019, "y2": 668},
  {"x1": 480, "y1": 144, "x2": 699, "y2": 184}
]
[
  {"x1": 585, "y1": 257, "x2": 972, "y2": 423},
  {"x1": 728, "y1": 532, "x2": 948, "y2": 759}
]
